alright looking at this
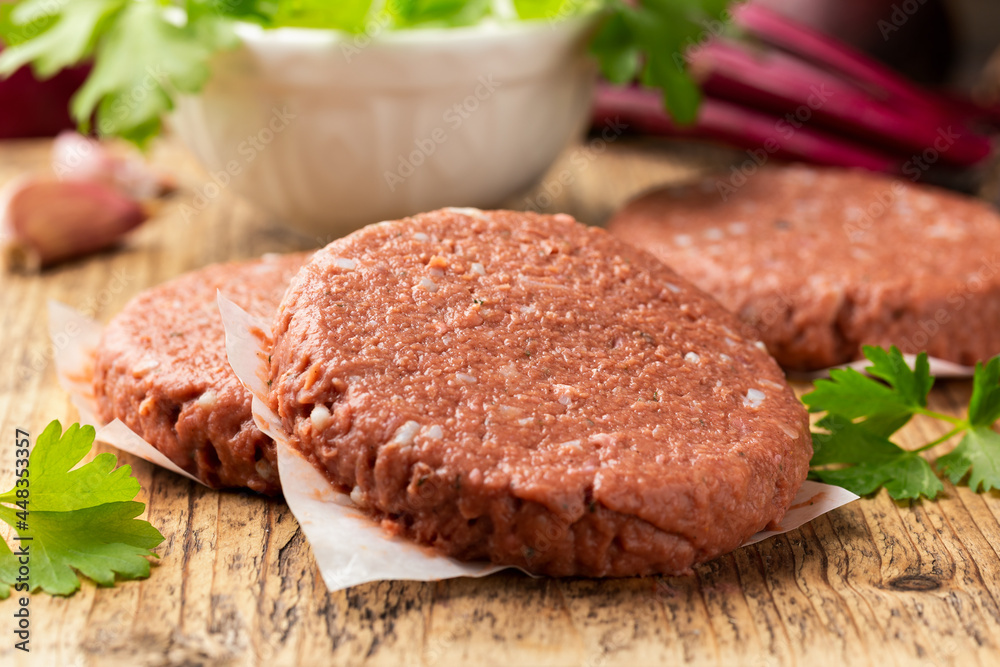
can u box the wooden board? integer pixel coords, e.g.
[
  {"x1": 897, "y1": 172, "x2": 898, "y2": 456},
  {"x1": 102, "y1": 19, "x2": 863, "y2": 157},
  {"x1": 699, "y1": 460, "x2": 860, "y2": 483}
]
[{"x1": 1, "y1": 137, "x2": 999, "y2": 667}]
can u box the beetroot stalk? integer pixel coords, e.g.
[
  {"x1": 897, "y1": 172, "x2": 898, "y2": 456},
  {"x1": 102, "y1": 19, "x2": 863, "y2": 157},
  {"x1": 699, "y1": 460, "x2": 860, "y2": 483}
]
[
  {"x1": 732, "y1": 4, "x2": 941, "y2": 116},
  {"x1": 592, "y1": 83, "x2": 900, "y2": 173},
  {"x1": 690, "y1": 40, "x2": 992, "y2": 167}
]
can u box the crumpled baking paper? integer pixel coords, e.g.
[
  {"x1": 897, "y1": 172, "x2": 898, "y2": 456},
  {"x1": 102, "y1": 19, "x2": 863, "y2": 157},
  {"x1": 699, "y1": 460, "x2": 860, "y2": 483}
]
[{"x1": 48, "y1": 301, "x2": 202, "y2": 484}]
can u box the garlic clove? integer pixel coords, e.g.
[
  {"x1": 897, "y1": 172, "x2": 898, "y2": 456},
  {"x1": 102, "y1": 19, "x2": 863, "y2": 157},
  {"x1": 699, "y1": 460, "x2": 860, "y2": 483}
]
[
  {"x1": 51, "y1": 131, "x2": 176, "y2": 200},
  {"x1": 1, "y1": 178, "x2": 148, "y2": 272}
]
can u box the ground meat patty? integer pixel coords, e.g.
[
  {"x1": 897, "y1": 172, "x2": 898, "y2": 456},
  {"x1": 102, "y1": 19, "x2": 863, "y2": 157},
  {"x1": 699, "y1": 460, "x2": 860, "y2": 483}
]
[
  {"x1": 609, "y1": 165, "x2": 1000, "y2": 371},
  {"x1": 268, "y1": 208, "x2": 811, "y2": 576},
  {"x1": 94, "y1": 253, "x2": 308, "y2": 495}
]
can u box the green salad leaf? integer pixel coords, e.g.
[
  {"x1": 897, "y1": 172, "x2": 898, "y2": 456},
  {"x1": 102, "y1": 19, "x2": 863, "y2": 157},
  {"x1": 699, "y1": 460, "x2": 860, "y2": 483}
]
[
  {"x1": 0, "y1": 0, "x2": 731, "y2": 146},
  {"x1": 0, "y1": 421, "x2": 164, "y2": 597},
  {"x1": 804, "y1": 347, "x2": 1000, "y2": 500}
]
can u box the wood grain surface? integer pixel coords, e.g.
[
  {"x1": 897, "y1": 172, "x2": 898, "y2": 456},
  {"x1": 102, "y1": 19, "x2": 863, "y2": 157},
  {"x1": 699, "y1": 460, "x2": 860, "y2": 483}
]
[{"x1": 1, "y1": 137, "x2": 999, "y2": 667}]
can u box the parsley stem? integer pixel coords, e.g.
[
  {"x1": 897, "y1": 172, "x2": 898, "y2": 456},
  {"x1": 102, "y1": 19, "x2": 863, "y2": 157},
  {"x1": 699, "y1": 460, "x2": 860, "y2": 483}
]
[
  {"x1": 912, "y1": 426, "x2": 965, "y2": 453},
  {"x1": 913, "y1": 407, "x2": 966, "y2": 426}
]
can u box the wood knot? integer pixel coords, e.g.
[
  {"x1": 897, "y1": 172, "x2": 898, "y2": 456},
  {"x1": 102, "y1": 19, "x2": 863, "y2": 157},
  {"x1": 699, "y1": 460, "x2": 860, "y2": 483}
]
[{"x1": 888, "y1": 574, "x2": 941, "y2": 592}]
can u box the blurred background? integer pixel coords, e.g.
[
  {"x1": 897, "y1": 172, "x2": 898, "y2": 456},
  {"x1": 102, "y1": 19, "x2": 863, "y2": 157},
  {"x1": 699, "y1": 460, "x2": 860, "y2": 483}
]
[
  {"x1": 4, "y1": 0, "x2": 1000, "y2": 267},
  {"x1": 761, "y1": 0, "x2": 1000, "y2": 89}
]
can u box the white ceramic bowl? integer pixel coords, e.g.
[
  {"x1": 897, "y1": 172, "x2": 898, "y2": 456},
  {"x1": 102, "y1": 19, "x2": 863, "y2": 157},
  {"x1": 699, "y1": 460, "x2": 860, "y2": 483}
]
[{"x1": 170, "y1": 16, "x2": 598, "y2": 238}]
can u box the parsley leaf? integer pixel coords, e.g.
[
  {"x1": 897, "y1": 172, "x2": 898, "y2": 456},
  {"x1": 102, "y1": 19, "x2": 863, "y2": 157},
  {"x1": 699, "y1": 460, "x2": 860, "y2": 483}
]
[
  {"x1": 966, "y1": 356, "x2": 1000, "y2": 427},
  {"x1": 0, "y1": 421, "x2": 164, "y2": 597},
  {"x1": 803, "y1": 347, "x2": 1000, "y2": 501},
  {"x1": 72, "y1": 2, "x2": 239, "y2": 145},
  {"x1": 810, "y1": 417, "x2": 942, "y2": 499},
  {"x1": 802, "y1": 346, "x2": 932, "y2": 428},
  {"x1": 7, "y1": 422, "x2": 139, "y2": 511},
  {"x1": 0, "y1": 539, "x2": 17, "y2": 600},
  {"x1": 937, "y1": 427, "x2": 1000, "y2": 493},
  {"x1": 936, "y1": 358, "x2": 1000, "y2": 493},
  {"x1": 0, "y1": 0, "x2": 123, "y2": 77},
  {"x1": 591, "y1": 0, "x2": 733, "y2": 124}
]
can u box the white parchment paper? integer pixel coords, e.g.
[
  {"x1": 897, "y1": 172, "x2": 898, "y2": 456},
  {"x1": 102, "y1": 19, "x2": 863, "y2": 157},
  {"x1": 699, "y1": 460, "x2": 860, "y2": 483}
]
[{"x1": 48, "y1": 301, "x2": 203, "y2": 485}]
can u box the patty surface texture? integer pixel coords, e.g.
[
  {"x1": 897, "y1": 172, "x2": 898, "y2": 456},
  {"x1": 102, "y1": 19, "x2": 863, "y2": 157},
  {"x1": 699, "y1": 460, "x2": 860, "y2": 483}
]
[
  {"x1": 269, "y1": 208, "x2": 811, "y2": 576},
  {"x1": 609, "y1": 165, "x2": 1000, "y2": 371},
  {"x1": 95, "y1": 253, "x2": 308, "y2": 494}
]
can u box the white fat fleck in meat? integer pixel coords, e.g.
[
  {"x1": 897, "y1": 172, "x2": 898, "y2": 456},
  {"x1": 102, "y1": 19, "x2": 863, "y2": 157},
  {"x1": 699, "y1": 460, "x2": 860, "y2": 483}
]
[
  {"x1": 703, "y1": 227, "x2": 723, "y2": 241},
  {"x1": 743, "y1": 388, "x2": 766, "y2": 409},
  {"x1": 500, "y1": 364, "x2": 520, "y2": 379},
  {"x1": 665, "y1": 283, "x2": 681, "y2": 293},
  {"x1": 845, "y1": 206, "x2": 865, "y2": 222},
  {"x1": 446, "y1": 207, "x2": 489, "y2": 220},
  {"x1": 413, "y1": 232, "x2": 429, "y2": 242},
  {"x1": 519, "y1": 304, "x2": 537, "y2": 315},
  {"x1": 684, "y1": 352, "x2": 701, "y2": 364},
  {"x1": 926, "y1": 221, "x2": 964, "y2": 240},
  {"x1": 310, "y1": 404, "x2": 332, "y2": 431},
  {"x1": 255, "y1": 460, "x2": 275, "y2": 481},
  {"x1": 197, "y1": 390, "x2": 217, "y2": 410},
  {"x1": 553, "y1": 383, "x2": 576, "y2": 406},
  {"x1": 779, "y1": 424, "x2": 800, "y2": 439},
  {"x1": 418, "y1": 277, "x2": 438, "y2": 292},
  {"x1": 720, "y1": 353, "x2": 732, "y2": 362},
  {"x1": 520, "y1": 277, "x2": 568, "y2": 291},
  {"x1": 849, "y1": 247, "x2": 872, "y2": 262},
  {"x1": 429, "y1": 267, "x2": 445, "y2": 277},
  {"x1": 517, "y1": 417, "x2": 534, "y2": 426},
  {"x1": 558, "y1": 439, "x2": 582, "y2": 452},
  {"x1": 758, "y1": 378, "x2": 784, "y2": 391},
  {"x1": 589, "y1": 433, "x2": 615, "y2": 447},
  {"x1": 350, "y1": 486, "x2": 367, "y2": 507},
  {"x1": 727, "y1": 221, "x2": 748, "y2": 235},
  {"x1": 390, "y1": 420, "x2": 421, "y2": 446},
  {"x1": 673, "y1": 234, "x2": 693, "y2": 247},
  {"x1": 424, "y1": 424, "x2": 443, "y2": 440},
  {"x1": 471, "y1": 262, "x2": 486, "y2": 276},
  {"x1": 456, "y1": 372, "x2": 477, "y2": 384},
  {"x1": 333, "y1": 257, "x2": 357, "y2": 270},
  {"x1": 132, "y1": 357, "x2": 160, "y2": 377},
  {"x1": 754, "y1": 341, "x2": 768, "y2": 352}
]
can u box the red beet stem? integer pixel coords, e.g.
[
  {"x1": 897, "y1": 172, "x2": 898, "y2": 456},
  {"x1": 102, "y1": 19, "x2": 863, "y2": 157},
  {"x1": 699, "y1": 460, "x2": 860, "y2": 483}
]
[
  {"x1": 690, "y1": 40, "x2": 991, "y2": 167},
  {"x1": 593, "y1": 83, "x2": 900, "y2": 173},
  {"x1": 733, "y1": 4, "x2": 940, "y2": 115}
]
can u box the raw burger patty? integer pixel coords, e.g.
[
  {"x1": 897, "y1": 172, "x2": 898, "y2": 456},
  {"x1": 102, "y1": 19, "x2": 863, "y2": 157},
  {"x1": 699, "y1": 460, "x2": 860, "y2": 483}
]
[
  {"x1": 94, "y1": 253, "x2": 308, "y2": 495},
  {"x1": 267, "y1": 208, "x2": 811, "y2": 576},
  {"x1": 608, "y1": 165, "x2": 1000, "y2": 371}
]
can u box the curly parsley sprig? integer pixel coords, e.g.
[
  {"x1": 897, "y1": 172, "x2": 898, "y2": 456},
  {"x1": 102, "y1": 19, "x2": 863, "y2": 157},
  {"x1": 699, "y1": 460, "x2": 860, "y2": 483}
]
[
  {"x1": 0, "y1": 421, "x2": 164, "y2": 598},
  {"x1": 804, "y1": 346, "x2": 1000, "y2": 500}
]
